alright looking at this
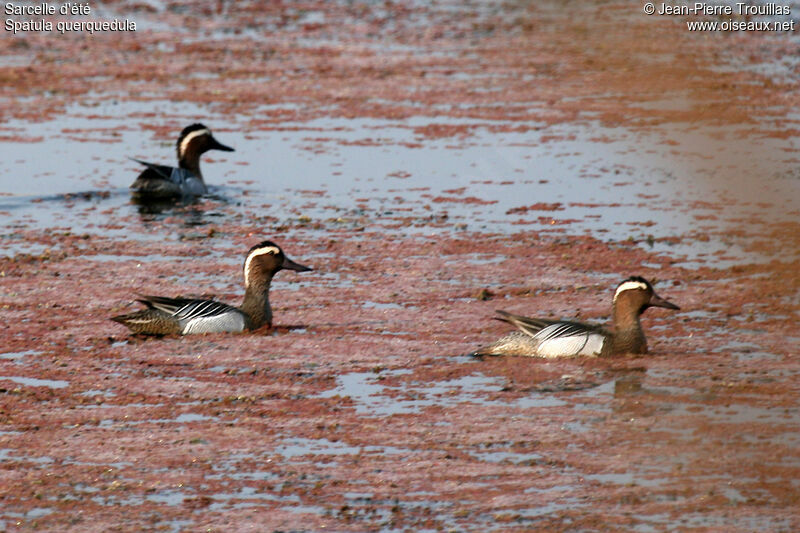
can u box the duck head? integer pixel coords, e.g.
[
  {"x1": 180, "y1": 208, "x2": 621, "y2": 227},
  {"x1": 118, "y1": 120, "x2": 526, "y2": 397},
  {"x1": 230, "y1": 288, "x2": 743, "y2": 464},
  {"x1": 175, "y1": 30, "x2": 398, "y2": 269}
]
[
  {"x1": 613, "y1": 276, "x2": 680, "y2": 316},
  {"x1": 243, "y1": 240, "x2": 313, "y2": 288}
]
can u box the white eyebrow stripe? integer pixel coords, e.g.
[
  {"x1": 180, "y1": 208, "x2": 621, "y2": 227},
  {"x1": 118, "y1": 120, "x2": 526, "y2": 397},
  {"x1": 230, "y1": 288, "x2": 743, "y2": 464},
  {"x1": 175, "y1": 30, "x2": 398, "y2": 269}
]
[
  {"x1": 613, "y1": 280, "x2": 649, "y2": 302},
  {"x1": 243, "y1": 246, "x2": 281, "y2": 286},
  {"x1": 179, "y1": 128, "x2": 211, "y2": 156}
]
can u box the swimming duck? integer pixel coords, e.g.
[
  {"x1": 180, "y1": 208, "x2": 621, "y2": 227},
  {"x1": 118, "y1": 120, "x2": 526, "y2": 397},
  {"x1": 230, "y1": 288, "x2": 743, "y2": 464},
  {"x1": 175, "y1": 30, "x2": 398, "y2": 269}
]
[
  {"x1": 129, "y1": 123, "x2": 234, "y2": 198},
  {"x1": 112, "y1": 241, "x2": 312, "y2": 335},
  {"x1": 473, "y1": 276, "x2": 679, "y2": 357}
]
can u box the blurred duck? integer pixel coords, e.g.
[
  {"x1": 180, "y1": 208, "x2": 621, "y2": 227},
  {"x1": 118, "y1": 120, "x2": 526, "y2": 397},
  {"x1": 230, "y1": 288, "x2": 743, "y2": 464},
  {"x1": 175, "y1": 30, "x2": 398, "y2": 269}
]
[{"x1": 129, "y1": 123, "x2": 234, "y2": 198}]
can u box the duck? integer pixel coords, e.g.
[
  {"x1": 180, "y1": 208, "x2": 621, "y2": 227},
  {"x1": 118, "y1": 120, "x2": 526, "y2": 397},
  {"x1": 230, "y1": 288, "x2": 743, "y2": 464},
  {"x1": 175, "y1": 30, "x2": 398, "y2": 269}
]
[
  {"x1": 472, "y1": 276, "x2": 679, "y2": 357},
  {"x1": 129, "y1": 123, "x2": 234, "y2": 198},
  {"x1": 111, "y1": 241, "x2": 312, "y2": 335}
]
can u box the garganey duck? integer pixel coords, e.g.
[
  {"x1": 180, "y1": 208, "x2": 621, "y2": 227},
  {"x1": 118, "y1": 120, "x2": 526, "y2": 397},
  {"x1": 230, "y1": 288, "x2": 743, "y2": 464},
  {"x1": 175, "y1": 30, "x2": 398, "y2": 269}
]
[
  {"x1": 112, "y1": 241, "x2": 311, "y2": 335},
  {"x1": 129, "y1": 123, "x2": 234, "y2": 198},
  {"x1": 473, "y1": 276, "x2": 679, "y2": 357}
]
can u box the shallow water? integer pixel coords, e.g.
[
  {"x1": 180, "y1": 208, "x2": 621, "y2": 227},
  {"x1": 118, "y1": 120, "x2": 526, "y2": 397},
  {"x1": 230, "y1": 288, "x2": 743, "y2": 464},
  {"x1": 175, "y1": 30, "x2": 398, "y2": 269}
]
[
  {"x1": 2, "y1": 101, "x2": 798, "y2": 267},
  {"x1": 0, "y1": 375, "x2": 69, "y2": 389},
  {"x1": 317, "y1": 369, "x2": 566, "y2": 416}
]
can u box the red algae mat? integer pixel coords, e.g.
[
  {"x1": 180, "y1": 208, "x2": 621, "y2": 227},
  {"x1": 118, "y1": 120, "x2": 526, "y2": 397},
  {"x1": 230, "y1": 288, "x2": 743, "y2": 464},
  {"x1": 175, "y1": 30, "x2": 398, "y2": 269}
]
[{"x1": 2, "y1": 1, "x2": 800, "y2": 532}]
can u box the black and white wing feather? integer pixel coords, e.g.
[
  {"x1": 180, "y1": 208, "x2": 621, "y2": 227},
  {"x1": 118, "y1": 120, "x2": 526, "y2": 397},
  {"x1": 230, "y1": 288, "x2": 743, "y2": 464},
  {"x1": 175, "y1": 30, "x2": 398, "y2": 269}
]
[
  {"x1": 139, "y1": 295, "x2": 246, "y2": 334},
  {"x1": 495, "y1": 310, "x2": 558, "y2": 337},
  {"x1": 176, "y1": 300, "x2": 240, "y2": 320},
  {"x1": 139, "y1": 295, "x2": 237, "y2": 318},
  {"x1": 495, "y1": 310, "x2": 608, "y2": 357}
]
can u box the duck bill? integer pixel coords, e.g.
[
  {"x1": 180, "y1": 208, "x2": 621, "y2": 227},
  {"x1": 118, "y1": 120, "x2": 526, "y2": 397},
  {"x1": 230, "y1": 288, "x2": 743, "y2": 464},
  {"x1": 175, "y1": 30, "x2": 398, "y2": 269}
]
[
  {"x1": 281, "y1": 255, "x2": 312, "y2": 273},
  {"x1": 209, "y1": 136, "x2": 235, "y2": 152},
  {"x1": 649, "y1": 292, "x2": 679, "y2": 310}
]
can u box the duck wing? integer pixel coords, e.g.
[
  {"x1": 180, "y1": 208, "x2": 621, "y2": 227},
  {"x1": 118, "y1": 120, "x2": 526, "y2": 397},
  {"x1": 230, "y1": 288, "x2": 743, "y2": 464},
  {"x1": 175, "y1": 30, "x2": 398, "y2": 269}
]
[
  {"x1": 530, "y1": 320, "x2": 608, "y2": 357},
  {"x1": 496, "y1": 310, "x2": 605, "y2": 338},
  {"x1": 494, "y1": 310, "x2": 560, "y2": 337},
  {"x1": 533, "y1": 320, "x2": 606, "y2": 341},
  {"x1": 138, "y1": 295, "x2": 239, "y2": 319},
  {"x1": 129, "y1": 157, "x2": 174, "y2": 181},
  {"x1": 495, "y1": 310, "x2": 609, "y2": 356}
]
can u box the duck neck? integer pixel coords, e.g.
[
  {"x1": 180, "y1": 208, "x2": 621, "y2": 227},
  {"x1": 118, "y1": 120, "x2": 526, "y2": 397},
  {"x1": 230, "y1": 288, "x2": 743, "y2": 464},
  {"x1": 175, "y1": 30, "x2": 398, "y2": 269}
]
[
  {"x1": 611, "y1": 304, "x2": 647, "y2": 354},
  {"x1": 178, "y1": 149, "x2": 203, "y2": 179},
  {"x1": 240, "y1": 279, "x2": 273, "y2": 329}
]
